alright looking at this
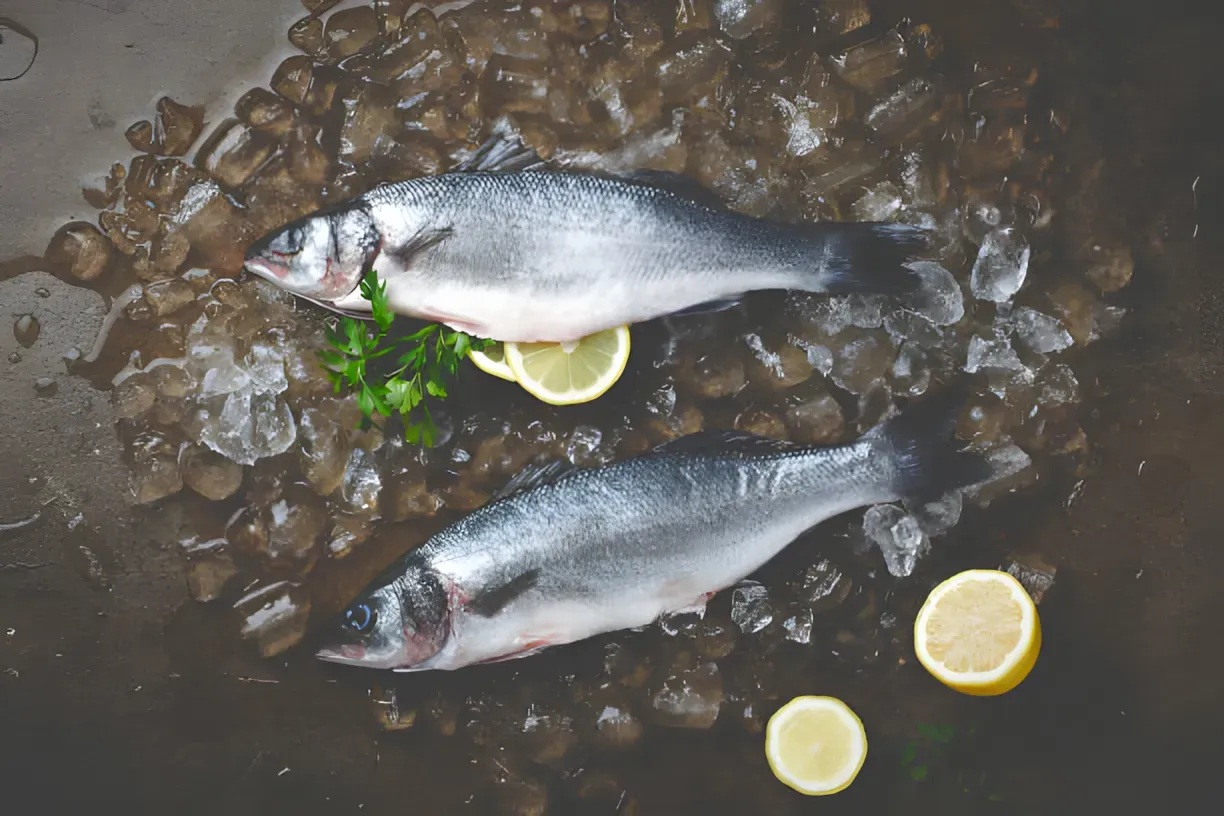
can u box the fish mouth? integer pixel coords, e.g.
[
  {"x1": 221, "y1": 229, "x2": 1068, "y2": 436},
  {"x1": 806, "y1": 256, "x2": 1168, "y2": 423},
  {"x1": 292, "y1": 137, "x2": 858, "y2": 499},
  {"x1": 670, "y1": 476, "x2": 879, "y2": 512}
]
[
  {"x1": 244, "y1": 256, "x2": 289, "y2": 281},
  {"x1": 315, "y1": 643, "x2": 368, "y2": 666}
]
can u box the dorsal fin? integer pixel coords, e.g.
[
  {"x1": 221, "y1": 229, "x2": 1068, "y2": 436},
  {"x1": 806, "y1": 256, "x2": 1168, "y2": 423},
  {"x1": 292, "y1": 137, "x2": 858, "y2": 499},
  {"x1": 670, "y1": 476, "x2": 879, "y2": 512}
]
[
  {"x1": 650, "y1": 431, "x2": 806, "y2": 457},
  {"x1": 454, "y1": 123, "x2": 547, "y2": 174},
  {"x1": 490, "y1": 458, "x2": 578, "y2": 501},
  {"x1": 618, "y1": 169, "x2": 728, "y2": 210}
]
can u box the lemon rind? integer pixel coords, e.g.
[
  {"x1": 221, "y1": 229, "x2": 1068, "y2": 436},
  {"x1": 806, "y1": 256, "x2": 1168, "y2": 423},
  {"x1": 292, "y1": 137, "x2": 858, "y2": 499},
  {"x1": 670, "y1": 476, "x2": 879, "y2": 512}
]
[
  {"x1": 913, "y1": 569, "x2": 1040, "y2": 692},
  {"x1": 765, "y1": 696, "x2": 867, "y2": 796},
  {"x1": 504, "y1": 327, "x2": 631, "y2": 406}
]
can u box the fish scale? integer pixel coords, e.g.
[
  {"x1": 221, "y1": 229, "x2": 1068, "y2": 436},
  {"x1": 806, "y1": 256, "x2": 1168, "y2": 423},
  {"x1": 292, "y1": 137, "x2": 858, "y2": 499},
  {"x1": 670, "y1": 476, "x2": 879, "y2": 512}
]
[
  {"x1": 245, "y1": 155, "x2": 931, "y2": 342},
  {"x1": 315, "y1": 394, "x2": 996, "y2": 671}
]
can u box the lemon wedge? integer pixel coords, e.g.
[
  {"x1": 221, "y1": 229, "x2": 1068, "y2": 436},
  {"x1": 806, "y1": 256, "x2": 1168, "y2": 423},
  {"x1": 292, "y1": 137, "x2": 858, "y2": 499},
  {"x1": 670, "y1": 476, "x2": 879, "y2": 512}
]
[
  {"x1": 913, "y1": 569, "x2": 1041, "y2": 696},
  {"x1": 766, "y1": 696, "x2": 867, "y2": 796},
  {"x1": 503, "y1": 326, "x2": 631, "y2": 406},
  {"x1": 468, "y1": 342, "x2": 516, "y2": 382}
]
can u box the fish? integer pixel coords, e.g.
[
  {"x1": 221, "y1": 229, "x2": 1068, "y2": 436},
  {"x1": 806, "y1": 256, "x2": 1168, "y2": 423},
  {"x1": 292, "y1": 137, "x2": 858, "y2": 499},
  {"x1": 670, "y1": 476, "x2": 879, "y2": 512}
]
[
  {"x1": 315, "y1": 392, "x2": 995, "y2": 671},
  {"x1": 243, "y1": 135, "x2": 931, "y2": 342}
]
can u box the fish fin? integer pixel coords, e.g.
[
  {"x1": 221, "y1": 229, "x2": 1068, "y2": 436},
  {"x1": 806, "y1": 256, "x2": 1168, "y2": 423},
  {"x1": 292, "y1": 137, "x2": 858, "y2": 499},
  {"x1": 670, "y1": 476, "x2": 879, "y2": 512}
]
[
  {"x1": 651, "y1": 431, "x2": 804, "y2": 457},
  {"x1": 467, "y1": 568, "x2": 542, "y2": 618},
  {"x1": 618, "y1": 169, "x2": 728, "y2": 210},
  {"x1": 294, "y1": 294, "x2": 375, "y2": 321},
  {"x1": 382, "y1": 226, "x2": 454, "y2": 267},
  {"x1": 808, "y1": 222, "x2": 931, "y2": 297},
  {"x1": 454, "y1": 127, "x2": 547, "y2": 174},
  {"x1": 873, "y1": 388, "x2": 996, "y2": 504},
  {"x1": 491, "y1": 458, "x2": 579, "y2": 501},
  {"x1": 666, "y1": 297, "x2": 744, "y2": 318}
]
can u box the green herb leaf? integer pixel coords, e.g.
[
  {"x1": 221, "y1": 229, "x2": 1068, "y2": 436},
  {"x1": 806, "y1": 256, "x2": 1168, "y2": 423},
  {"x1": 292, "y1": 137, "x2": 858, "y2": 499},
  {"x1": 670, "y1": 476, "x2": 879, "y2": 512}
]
[{"x1": 320, "y1": 268, "x2": 479, "y2": 446}]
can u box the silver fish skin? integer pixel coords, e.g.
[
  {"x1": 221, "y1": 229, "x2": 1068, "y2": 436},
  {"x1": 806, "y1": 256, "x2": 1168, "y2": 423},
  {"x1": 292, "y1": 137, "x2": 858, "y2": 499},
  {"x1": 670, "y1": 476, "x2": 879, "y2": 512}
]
[
  {"x1": 244, "y1": 167, "x2": 929, "y2": 342},
  {"x1": 316, "y1": 394, "x2": 993, "y2": 671}
]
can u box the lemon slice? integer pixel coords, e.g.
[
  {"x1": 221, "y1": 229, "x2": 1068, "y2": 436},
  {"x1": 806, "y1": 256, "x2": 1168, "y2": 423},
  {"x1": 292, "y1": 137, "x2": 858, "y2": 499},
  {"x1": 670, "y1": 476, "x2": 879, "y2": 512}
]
[
  {"x1": 468, "y1": 342, "x2": 516, "y2": 382},
  {"x1": 765, "y1": 696, "x2": 867, "y2": 796},
  {"x1": 503, "y1": 326, "x2": 631, "y2": 406},
  {"x1": 913, "y1": 569, "x2": 1041, "y2": 696}
]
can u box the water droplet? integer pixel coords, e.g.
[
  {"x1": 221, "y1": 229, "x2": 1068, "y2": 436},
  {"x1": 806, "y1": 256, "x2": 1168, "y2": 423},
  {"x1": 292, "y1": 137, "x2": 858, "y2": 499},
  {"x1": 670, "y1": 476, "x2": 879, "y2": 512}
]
[
  {"x1": 13, "y1": 314, "x2": 39, "y2": 347},
  {"x1": 34, "y1": 287, "x2": 50, "y2": 298},
  {"x1": 34, "y1": 377, "x2": 57, "y2": 397}
]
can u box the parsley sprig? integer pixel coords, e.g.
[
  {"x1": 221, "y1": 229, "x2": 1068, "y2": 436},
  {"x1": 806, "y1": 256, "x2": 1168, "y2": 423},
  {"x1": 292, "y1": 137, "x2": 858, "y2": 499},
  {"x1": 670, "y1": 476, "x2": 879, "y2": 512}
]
[{"x1": 319, "y1": 269, "x2": 489, "y2": 446}]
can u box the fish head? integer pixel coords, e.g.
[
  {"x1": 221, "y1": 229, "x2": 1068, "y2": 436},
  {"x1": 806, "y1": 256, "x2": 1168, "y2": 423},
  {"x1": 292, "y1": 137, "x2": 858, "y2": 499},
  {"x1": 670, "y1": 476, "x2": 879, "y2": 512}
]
[
  {"x1": 244, "y1": 204, "x2": 380, "y2": 302},
  {"x1": 316, "y1": 565, "x2": 449, "y2": 670}
]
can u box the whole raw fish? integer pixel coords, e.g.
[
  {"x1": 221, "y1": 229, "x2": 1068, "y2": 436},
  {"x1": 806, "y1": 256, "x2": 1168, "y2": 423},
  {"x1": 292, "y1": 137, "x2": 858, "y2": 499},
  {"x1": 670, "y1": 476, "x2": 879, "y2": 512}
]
[
  {"x1": 244, "y1": 138, "x2": 929, "y2": 343},
  {"x1": 315, "y1": 393, "x2": 993, "y2": 671}
]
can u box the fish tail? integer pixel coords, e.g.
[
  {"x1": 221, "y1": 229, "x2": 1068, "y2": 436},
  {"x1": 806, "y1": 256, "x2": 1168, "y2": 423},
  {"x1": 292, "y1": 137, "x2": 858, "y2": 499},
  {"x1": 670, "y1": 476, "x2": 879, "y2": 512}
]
[
  {"x1": 808, "y1": 222, "x2": 930, "y2": 296},
  {"x1": 871, "y1": 388, "x2": 996, "y2": 503}
]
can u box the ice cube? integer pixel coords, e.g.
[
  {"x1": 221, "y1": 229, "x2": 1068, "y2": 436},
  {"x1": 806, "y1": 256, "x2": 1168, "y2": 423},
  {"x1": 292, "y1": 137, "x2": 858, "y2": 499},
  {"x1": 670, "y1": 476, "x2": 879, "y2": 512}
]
[
  {"x1": 734, "y1": 409, "x2": 787, "y2": 439},
  {"x1": 863, "y1": 504, "x2": 929, "y2": 577},
  {"x1": 111, "y1": 375, "x2": 156, "y2": 419},
  {"x1": 863, "y1": 76, "x2": 940, "y2": 135},
  {"x1": 594, "y1": 704, "x2": 644, "y2": 749},
  {"x1": 743, "y1": 333, "x2": 814, "y2": 388},
  {"x1": 904, "y1": 491, "x2": 963, "y2": 537},
  {"x1": 851, "y1": 181, "x2": 903, "y2": 221},
  {"x1": 262, "y1": 489, "x2": 328, "y2": 573},
  {"x1": 565, "y1": 425, "x2": 604, "y2": 465},
  {"x1": 130, "y1": 448, "x2": 183, "y2": 505},
  {"x1": 970, "y1": 227, "x2": 1030, "y2": 302},
  {"x1": 340, "y1": 448, "x2": 382, "y2": 516},
  {"x1": 782, "y1": 608, "x2": 813, "y2": 644},
  {"x1": 785, "y1": 392, "x2": 845, "y2": 444},
  {"x1": 44, "y1": 222, "x2": 113, "y2": 283},
  {"x1": 1005, "y1": 306, "x2": 1073, "y2": 353},
  {"x1": 730, "y1": 581, "x2": 774, "y2": 633},
  {"x1": 181, "y1": 444, "x2": 244, "y2": 501},
  {"x1": 794, "y1": 558, "x2": 852, "y2": 610},
  {"x1": 829, "y1": 29, "x2": 906, "y2": 92},
  {"x1": 982, "y1": 443, "x2": 1033, "y2": 483},
  {"x1": 199, "y1": 387, "x2": 297, "y2": 466},
  {"x1": 1000, "y1": 554, "x2": 1056, "y2": 605},
  {"x1": 891, "y1": 341, "x2": 931, "y2": 397},
  {"x1": 197, "y1": 349, "x2": 250, "y2": 397},
  {"x1": 187, "y1": 550, "x2": 238, "y2": 603},
  {"x1": 964, "y1": 332, "x2": 1025, "y2": 374},
  {"x1": 235, "y1": 581, "x2": 312, "y2": 657},
  {"x1": 1038, "y1": 362, "x2": 1080, "y2": 405},
  {"x1": 1090, "y1": 303, "x2": 1127, "y2": 341},
  {"x1": 713, "y1": 0, "x2": 783, "y2": 40},
  {"x1": 297, "y1": 407, "x2": 349, "y2": 496},
  {"x1": 788, "y1": 337, "x2": 834, "y2": 376},
  {"x1": 650, "y1": 660, "x2": 723, "y2": 729},
  {"x1": 902, "y1": 261, "x2": 965, "y2": 326},
  {"x1": 244, "y1": 343, "x2": 289, "y2": 394},
  {"x1": 829, "y1": 330, "x2": 895, "y2": 395}
]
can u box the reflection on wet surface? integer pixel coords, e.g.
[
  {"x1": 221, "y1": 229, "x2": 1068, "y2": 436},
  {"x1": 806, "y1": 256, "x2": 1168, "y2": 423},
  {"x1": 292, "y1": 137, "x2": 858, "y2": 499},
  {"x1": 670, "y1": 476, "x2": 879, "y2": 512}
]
[{"x1": 1, "y1": 0, "x2": 1223, "y2": 812}]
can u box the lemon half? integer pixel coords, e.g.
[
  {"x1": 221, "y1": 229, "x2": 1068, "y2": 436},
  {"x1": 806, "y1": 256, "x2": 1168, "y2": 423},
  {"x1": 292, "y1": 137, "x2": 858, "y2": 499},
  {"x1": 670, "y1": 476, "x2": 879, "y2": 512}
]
[
  {"x1": 503, "y1": 326, "x2": 631, "y2": 406},
  {"x1": 468, "y1": 342, "x2": 516, "y2": 382},
  {"x1": 913, "y1": 569, "x2": 1041, "y2": 696},
  {"x1": 765, "y1": 696, "x2": 867, "y2": 796}
]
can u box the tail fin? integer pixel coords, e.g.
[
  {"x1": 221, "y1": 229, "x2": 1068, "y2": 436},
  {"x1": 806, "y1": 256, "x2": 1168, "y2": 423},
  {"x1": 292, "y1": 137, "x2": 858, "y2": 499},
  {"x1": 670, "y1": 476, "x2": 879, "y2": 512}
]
[
  {"x1": 872, "y1": 389, "x2": 996, "y2": 503},
  {"x1": 812, "y1": 222, "x2": 930, "y2": 297}
]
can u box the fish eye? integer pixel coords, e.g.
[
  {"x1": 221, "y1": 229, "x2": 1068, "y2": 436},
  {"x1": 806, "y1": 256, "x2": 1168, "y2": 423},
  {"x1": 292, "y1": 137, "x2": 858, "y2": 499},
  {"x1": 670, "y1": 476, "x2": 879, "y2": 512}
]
[
  {"x1": 344, "y1": 602, "x2": 377, "y2": 634},
  {"x1": 270, "y1": 226, "x2": 306, "y2": 257}
]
